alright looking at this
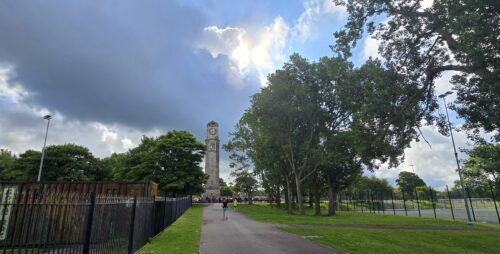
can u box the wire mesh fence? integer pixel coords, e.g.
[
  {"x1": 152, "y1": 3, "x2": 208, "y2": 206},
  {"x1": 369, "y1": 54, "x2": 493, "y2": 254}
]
[
  {"x1": 0, "y1": 188, "x2": 191, "y2": 253},
  {"x1": 336, "y1": 184, "x2": 500, "y2": 225}
]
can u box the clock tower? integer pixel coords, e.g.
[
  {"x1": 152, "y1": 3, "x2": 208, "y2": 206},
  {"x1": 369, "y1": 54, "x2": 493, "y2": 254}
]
[{"x1": 203, "y1": 121, "x2": 220, "y2": 200}]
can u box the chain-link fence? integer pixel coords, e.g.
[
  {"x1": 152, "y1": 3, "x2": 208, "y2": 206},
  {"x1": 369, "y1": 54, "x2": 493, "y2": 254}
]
[{"x1": 336, "y1": 184, "x2": 500, "y2": 225}]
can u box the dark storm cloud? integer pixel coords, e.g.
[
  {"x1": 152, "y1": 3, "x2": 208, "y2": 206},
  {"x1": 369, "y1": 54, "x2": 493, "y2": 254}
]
[{"x1": 0, "y1": 0, "x2": 259, "y2": 136}]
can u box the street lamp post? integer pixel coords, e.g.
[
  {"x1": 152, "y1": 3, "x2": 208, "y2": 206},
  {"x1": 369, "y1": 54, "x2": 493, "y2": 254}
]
[
  {"x1": 438, "y1": 91, "x2": 473, "y2": 225},
  {"x1": 37, "y1": 115, "x2": 52, "y2": 182}
]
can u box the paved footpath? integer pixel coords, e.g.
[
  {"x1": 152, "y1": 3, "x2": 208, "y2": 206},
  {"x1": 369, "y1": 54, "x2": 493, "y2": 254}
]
[{"x1": 200, "y1": 204, "x2": 339, "y2": 254}]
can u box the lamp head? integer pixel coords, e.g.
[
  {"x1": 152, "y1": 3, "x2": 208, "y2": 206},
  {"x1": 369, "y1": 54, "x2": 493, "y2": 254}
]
[
  {"x1": 43, "y1": 115, "x2": 52, "y2": 120},
  {"x1": 438, "y1": 91, "x2": 453, "y2": 98}
]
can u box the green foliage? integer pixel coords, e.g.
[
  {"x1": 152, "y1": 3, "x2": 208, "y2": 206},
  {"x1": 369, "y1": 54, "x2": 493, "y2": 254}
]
[
  {"x1": 396, "y1": 171, "x2": 426, "y2": 198},
  {"x1": 0, "y1": 149, "x2": 19, "y2": 180},
  {"x1": 220, "y1": 185, "x2": 234, "y2": 197},
  {"x1": 227, "y1": 54, "x2": 422, "y2": 215},
  {"x1": 10, "y1": 144, "x2": 106, "y2": 181},
  {"x1": 332, "y1": 0, "x2": 500, "y2": 141},
  {"x1": 349, "y1": 175, "x2": 393, "y2": 196},
  {"x1": 219, "y1": 178, "x2": 235, "y2": 197},
  {"x1": 232, "y1": 170, "x2": 258, "y2": 202},
  {"x1": 464, "y1": 143, "x2": 500, "y2": 180},
  {"x1": 124, "y1": 130, "x2": 207, "y2": 197},
  {"x1": 458, "y1": 144, "x2": 500, "y2": 197},
  {"x1": 101, "y1": 152, "x2": 129, "y2": 181}
]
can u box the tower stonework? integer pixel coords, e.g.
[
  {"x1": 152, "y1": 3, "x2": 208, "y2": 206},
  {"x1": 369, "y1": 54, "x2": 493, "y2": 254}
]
[{"x1": 203, "y1": 121, "x2": 220, "y2": 199}]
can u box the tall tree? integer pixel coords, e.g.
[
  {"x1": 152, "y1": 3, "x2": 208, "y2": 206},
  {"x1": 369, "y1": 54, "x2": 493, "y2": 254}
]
[
  {"x1": 101, "y1": 152, "x2": 129, "y2": 181},
  {"x1": 350, "y1": 175, "x2": 393, "y2": 197},
  {"x1": 464, "y1": 143, "x2": 500, "y2": 182},
  {"x1": 12, "y1": 144, "x2": 106, "y2": 181},
  {"x1": 0, "y1": 149, "x2": 19, "y2": 180},
  {"x1": 463, "y1": 143, "x2": 500, "y2": 196},
  {"x1": 396, "y1": 171, "x2": 426, "y2": 199},
  {"x1": 317, "y1": 57, "x2": 419, "y2": 215},
  {"x1": 126, "y1": 130, "x2": 207, "y2": 197},
  {"x1": 232, "y1": 169, "x2": 258, "y2": 204},
  {"x1": 333, "y1": 0, "x2": 500, "y2": 141},
  {"x1": 251, "y1": 54, "x2": 322, "y2": 215}
]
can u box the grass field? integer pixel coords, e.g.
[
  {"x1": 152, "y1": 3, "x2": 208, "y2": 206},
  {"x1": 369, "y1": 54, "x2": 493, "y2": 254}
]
[
  {"x1": 282, "y1": 226, "x2": 500, "y2": 254},
  {"x1": 139, "y1": 204, "x2": 203, "y2": 254},
  {"x1": 239, "y1": 203, "x2": 500, "y2": 228},
  {"x1": 237, "y1": 204, "x2": 500, "y2": 254}
]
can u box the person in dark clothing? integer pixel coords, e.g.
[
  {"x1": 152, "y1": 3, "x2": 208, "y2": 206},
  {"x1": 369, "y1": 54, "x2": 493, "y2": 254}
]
[{"x1": 222, "y1": 199, "x2": 229, "y2": 220}]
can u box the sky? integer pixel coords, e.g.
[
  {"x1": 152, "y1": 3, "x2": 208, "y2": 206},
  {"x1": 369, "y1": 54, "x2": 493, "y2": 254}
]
[{"x1": 0, "y1": 0, "x2": 471, "y2": 190}]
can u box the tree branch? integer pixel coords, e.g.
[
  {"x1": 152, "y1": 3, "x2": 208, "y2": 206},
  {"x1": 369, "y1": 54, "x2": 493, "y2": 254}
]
[
  {"x1": 385, "y1": 2, "x2": 461, "y2": 51},
  {"x1": 427, "y1": 64, "x2": 468, "y2": 77}
]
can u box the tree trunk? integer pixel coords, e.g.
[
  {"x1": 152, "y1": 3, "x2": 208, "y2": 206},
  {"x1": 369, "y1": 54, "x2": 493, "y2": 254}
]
[
  {"x1": 313, "y1": 177, "x2": 321, "y2": 215},
  {"x1": 308, "y1": 191, "x2": 313, "y2": 208},
  {"x1": 295, "y1": 174, "x2": 305, "y2": 215},
  {"x1": 327, "y1": 174, "x2": 336, "y2": 216},
  {"x1": 285, "y1": 176, "x2": 293, "y2": 213},
  {"x1": 276, "y1": 188, "x2": 281, "y2": 208}
]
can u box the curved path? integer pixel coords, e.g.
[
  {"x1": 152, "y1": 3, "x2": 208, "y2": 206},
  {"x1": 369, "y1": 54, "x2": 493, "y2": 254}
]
[{"x1": 200, "y1": 204, "x2": 339, "y2": 254}]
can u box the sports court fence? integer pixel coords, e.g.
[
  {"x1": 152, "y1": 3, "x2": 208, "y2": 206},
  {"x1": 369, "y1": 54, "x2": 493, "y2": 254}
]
[{"x1": 336, "y1": 184, "x2": 500, "y2": 224}]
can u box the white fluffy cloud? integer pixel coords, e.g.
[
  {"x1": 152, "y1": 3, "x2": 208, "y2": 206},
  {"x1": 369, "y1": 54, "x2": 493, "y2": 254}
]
[
  {"x1": 199, "y1": 0, "x2": 347, "y2": 88},
  {"x1": 200, "y1": 16, "x2": 290, "y2": 87},
  {"x1": 293, "y1": 0, "x2": 346, "y2": 42},
  {"x1": 374, "y1": 124, "x2": 471, "y2": 190},
  {"x1": 0, "y1": 65, "x2": 29, "y2": 104},
  {"x1": 362, "y1": 36, "x2": 381, "y2": 60}
]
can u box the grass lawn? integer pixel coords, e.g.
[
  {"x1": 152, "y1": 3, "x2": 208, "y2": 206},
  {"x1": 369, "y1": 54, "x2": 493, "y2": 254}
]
[
  {"x1": 282, "y1": 227, "x2": 500, "y2": 254},
  {"x1": 238, "y1": 204, "x2": 500, "y2": 254},
  {"x1": 238, "y1": 203, "x2": 500, "y2": 228},
  {"x1": 238, "y1": 204, "x2": 500, "y2": 229},
  {"x1": 139, "y1": 204, "x2": 203, "y2": 254}
]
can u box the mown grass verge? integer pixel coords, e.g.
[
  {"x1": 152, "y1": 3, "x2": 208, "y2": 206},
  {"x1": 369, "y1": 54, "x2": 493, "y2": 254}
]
[
  {"x1": 238, "y1": 204, "x2": 500, "y2": 254},
  {"x1": 282, "y1": 226, "x2": 500, "y2": 254},
  {"x1": 139, "y1": 204, "x2": 203, "y2": 254}
]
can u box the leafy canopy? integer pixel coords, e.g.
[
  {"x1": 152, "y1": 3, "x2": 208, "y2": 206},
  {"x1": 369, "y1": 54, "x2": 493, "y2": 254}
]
[
  {"x1": 333, "y1": 0, "x2": 500, "y2": 140},
  {"x1": 125, "y1": 130, "x2": 207, "y2": 197}
]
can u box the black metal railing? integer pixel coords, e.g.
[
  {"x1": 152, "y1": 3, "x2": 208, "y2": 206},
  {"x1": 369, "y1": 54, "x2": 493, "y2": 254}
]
[{"x1": 0, "y1": 189, "x2": 191, "y2": 253}]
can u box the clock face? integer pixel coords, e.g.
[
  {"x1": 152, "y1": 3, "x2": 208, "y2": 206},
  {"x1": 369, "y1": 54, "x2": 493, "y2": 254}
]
[{"x1": 209, "y1": 128, "x2": 216, "y2": 135}]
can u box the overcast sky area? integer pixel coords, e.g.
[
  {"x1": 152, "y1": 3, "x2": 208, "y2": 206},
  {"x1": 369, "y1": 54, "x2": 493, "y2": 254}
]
[{"x1": 0, "y1": 0, "x2": 473, "y2": 189}]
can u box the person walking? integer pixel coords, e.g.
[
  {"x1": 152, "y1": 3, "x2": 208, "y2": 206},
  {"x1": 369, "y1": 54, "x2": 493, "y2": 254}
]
[
  {"x1": 232, "y1": 197, "x2": 238, "y2": 211},
  {"x1": 222, "y1": 198, "x2": 229, "y2": 220}
]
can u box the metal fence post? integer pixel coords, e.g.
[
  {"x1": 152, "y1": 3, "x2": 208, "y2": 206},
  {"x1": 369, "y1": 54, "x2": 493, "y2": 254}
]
[
  {"x1": 353, "y1": 192, "x2": 357, "y2": 212},
  {"x1": 380, "y1": 193, "x2": 385, "y2": 215},
  {"x1": 346, "y1": 193, "x2": 349, "y2": 212},
  {"x1": 391, "y1": 190, "x2": 396, "y2": 215},
  {"x1": 415, "y1": 188, "x2": 421, "y2": 217},
  {"x1": 163, "y1": 197, "x2": 167, "y2": 230},
  {"x1": 446, "y1": 185, "x2": 455, "y2": 220},
  {"x1": 151, "y1": 196, "x2": 156, "y2": 237},
  {"x1": 128, "y1": 196, "x2": 137, "y2": 254},
  {"x1": 488, "y1": 181, "x2": 500, "y2": 224},
  {"x1": 370, "y1": 191, "x2": 376, "y2": 214},
  {"x1": 429, "y1": 187, "x2": 437, "y2": 219},
  {"x1": 465, "y1": 185, "x2": 476, "y2": 222},
  {"x1": 83, "y1": 192, "x2": 96, "y2": 254},
  {"x1": 402, "y1": 188, "x2": 408, "y2": 216}
]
